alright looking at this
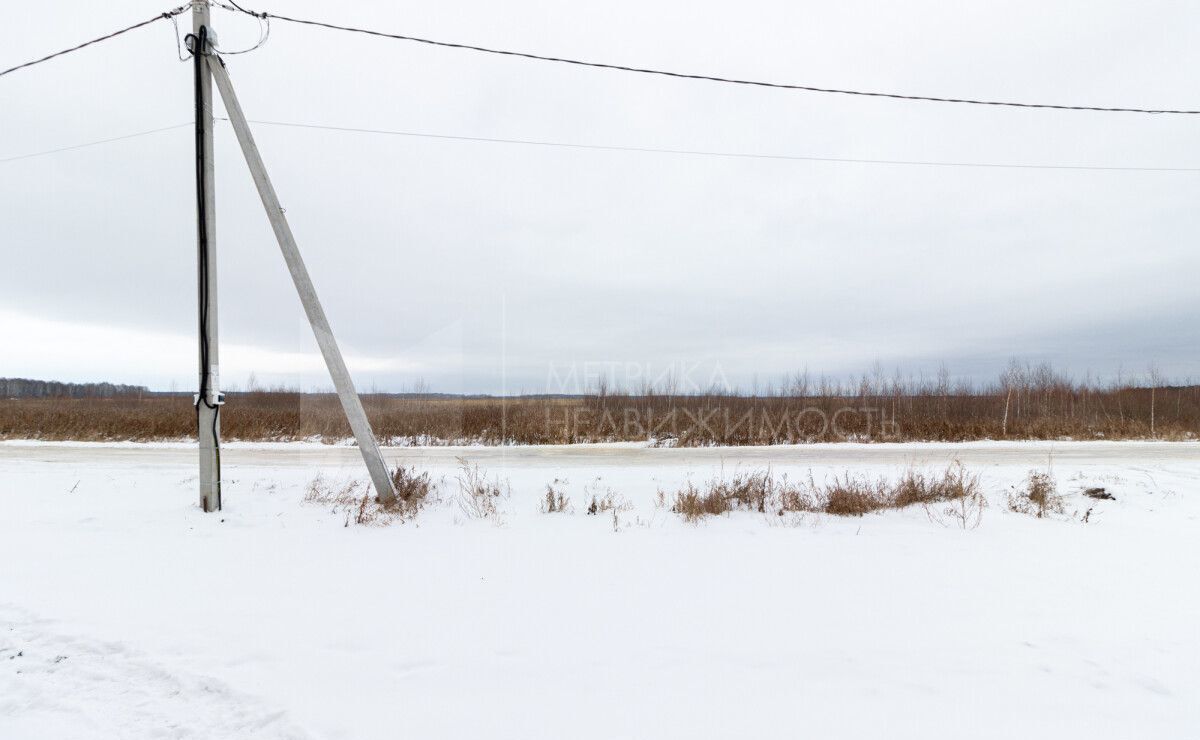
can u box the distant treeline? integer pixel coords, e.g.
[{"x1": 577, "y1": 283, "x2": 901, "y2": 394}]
[
  {"x1": 0, "y1": 378, "x2": 150, "y2": 399},
  {"x1": 1, "y1": 361, "x2": 1197, "y2": 444}
]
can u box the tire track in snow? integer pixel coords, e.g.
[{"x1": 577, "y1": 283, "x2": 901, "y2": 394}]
[{"x1": 0, "y1": 605, "x2": 312, "y2": 739}]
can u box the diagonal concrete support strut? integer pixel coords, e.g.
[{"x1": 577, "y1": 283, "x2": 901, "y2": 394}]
[{"x1": 209, "y1": 57, "x2": 397, "y2": 504}]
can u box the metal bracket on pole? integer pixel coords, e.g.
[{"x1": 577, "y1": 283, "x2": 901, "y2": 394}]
[{"x1": 208, "y1": 57, "x2": 398, "y2": 504}]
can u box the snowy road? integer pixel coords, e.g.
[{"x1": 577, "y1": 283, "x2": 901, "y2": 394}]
[
  {"x1": 6, "y1": 437, "x2": 1199, "y2": 468},
  {"x1": 1, "y1": 440, "x2": 1197, "y2": 739}
]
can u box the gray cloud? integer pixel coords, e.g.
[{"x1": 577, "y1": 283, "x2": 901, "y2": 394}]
[{"x1": 4, "y1": 0, "x2": 1199, "y2": 393}]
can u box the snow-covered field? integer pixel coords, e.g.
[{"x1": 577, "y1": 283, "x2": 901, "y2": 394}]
[{"x1": 1, "y1": 440, "x2": 1197, "y2": 739}]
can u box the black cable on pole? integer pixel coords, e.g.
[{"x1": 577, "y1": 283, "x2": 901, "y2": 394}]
[
  {"x1": 216, "y1": 2, "x2": 1200, "y2": 116},
  {"x1": 188, "y1": 25, "x2": 222, "y2": 511},
  {"x1": 0, "y1": 5, "x2": 190, "y2": 78},
  {"x1": 188, "y1": 28, "x2": 211, "y2": 416}
]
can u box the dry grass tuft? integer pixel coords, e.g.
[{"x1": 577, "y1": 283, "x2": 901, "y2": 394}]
[
  {"x1": 820, "y1": 475, "x2": 893, "y2": 516},
  {"x1": 304, "y1": 466, "x2": 435, "y2": 525},
  {"x1": 541, "y1": 480, "x2": 572, "y2": 514},
  {"x1": 388, "y1": 465, "x2": 434, "y2": 518},
  {"x1": 1008, "y1": 469, "x2": 1065, "y2": 518},
  {"x1": 455, "y1": 460, "x2": 509, "y2": 522},
  {"x1": 666, "y1": 464, "x2": 984, "y2": 522},
  {"x1": 584, "y1": 480, "x2": 631, "y2": 515},
  {"x1": 778, "y1": 487, "x2": 819, "y2": 514},
  {"x1": 670, "y1": 481, "x2": 733, "y2": 522},
  {"x1": 921, "y1": 464, "x2": 986, "y2": 528},
  {"x1": 710, "y1": 470, "x2": 774, "y2": 513},
  {"x1": 894, "y1": 467, "x2": 968, "y2": 507}
]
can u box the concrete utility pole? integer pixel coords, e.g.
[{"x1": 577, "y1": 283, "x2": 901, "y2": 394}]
[
  {"x1": 192, "y1": 0, "x2": 222, "y2": 513},
  {"x1": 208, "y1": 58, "x2": 398, "y2": 504}
]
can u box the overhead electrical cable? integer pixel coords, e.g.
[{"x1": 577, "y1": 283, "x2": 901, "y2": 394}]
[
  {"x1": 216, "y1": 2, "x2": 1200, "y2": 115},
  {"x1": 0, "y1": 123, "x2": 191, "y2": 164},
  {"x1": 6, "y1": 116, "x2": 1200, "y2": 173},
  {"x1": 0, "y1": 5, "x2": 189, "y2": 78},
  {"x1": 5, "y1": 3, "x2": 1198, "y2": 116},
  {"x1": 229, "y1": 117, "x2": 1200, "y2": 173}
]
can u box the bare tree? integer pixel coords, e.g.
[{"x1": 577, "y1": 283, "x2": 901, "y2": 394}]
[{"x1": 1148, "y1": 363, "x2": 1162, "y2": 438}]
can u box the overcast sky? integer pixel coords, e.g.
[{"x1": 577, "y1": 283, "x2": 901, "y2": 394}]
[{"x1": 3, "y1": 0, "x2": 1199, "y2": 394}]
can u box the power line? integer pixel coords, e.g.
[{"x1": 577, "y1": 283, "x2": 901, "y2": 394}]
[
  {"x1": 218, "y1": 3, "x2": 1200, "y2": 116},
  {"x1": 6, "y1": 116, "x2": 1199, "y2": 173},
  {"x1": 0, "y1": 123, "x2": 191, "y2": 164},
  {"x1": 5, "y1": 3, "x2": 1196, "y2": 116},
  {"x1": 0, "y1": 5, "x2": 189, "y2": 78},
  {"x1": 209, "y1": 4, "x2": 271, "y2": 55},
  {"x1": 230, "y1": 117, "x2": 1200, "y2": 173}
]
